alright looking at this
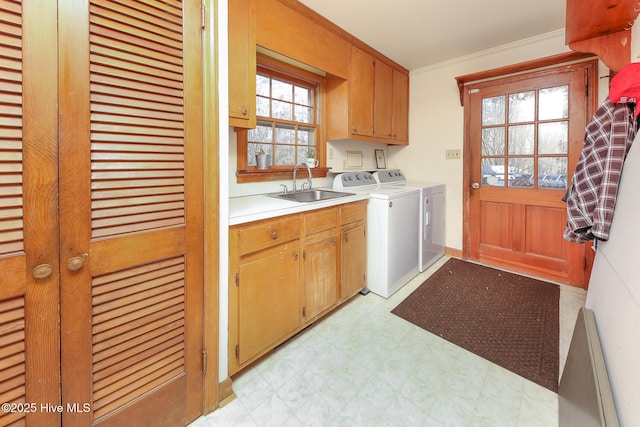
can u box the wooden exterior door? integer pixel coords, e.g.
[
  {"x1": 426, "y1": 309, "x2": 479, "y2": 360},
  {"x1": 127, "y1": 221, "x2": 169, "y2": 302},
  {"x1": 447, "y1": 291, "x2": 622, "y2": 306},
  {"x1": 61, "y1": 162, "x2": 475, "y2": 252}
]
[
  {"x1": 0, "y1": 2, "x2": 61, "y2": 426},
  {"x1": 465, "y1": 61, "x2": 597, "y2": 287},
  {"x1": 1, "y1": 1, "x2": 205, "y2": 426},
  {"x1": 58, "y1": 1, "x2": 204, "y2": 425}
]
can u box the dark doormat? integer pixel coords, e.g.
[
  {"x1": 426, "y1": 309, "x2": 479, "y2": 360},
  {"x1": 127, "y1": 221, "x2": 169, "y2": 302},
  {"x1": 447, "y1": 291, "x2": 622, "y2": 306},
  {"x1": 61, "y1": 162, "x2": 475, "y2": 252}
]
[{"x1": 391, "y1": 258, "x2": 560, "y2": 392}]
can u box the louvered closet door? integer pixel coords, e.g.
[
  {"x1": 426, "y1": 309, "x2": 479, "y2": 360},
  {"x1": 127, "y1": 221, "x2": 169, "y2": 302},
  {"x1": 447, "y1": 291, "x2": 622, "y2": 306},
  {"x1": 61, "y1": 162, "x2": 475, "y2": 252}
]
[
  {"x1": 58, "y1": 1, "x2": 204, "y2": 426},
  {"x1": 0, "y1": 2, "x2": 61, "y2": 426}
]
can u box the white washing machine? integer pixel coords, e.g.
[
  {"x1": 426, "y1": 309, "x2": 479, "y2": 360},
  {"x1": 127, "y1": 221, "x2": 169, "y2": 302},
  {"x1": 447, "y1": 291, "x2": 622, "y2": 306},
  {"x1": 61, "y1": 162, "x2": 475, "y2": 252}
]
[
  {"x1": 374, "y1": 170, "x2": 445, "y2": 272},
  {"x1": 334, "y1": 171, "x2": 420, "y2": 298}
]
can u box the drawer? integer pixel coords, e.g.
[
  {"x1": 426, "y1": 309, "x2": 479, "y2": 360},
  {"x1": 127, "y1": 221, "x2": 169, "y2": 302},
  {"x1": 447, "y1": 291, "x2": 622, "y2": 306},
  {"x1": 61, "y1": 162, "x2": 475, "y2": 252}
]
[
  {"x1": 340, "y1": 201, "x2": 366, "y2": 226},
  {"x1": 236, "y1": 216, "x2": 300, "y2": 256},
  {"x1": 304, "y1": 207, "x2": 338, "y2": 237}
]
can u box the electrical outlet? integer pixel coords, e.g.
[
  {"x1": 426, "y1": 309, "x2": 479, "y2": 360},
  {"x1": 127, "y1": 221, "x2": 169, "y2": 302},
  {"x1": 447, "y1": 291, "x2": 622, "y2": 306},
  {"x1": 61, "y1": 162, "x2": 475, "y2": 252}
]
[{"x1": 445, "y1": 149, "x2": 461, "y2": 160}]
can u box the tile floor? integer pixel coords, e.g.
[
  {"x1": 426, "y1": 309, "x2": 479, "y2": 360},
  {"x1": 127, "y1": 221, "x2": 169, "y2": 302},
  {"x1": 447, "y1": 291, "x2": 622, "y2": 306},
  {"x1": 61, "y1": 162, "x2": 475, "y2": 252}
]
[{"x1": 190, "y1": 257, "x2": 586, "y2": 427}]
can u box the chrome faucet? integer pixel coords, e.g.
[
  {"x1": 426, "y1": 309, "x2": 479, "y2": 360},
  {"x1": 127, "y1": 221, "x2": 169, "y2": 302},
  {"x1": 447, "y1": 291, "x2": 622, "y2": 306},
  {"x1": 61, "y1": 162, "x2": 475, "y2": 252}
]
[{"x1": 292, "y1": 162, "x2": 313, "y2": 192}]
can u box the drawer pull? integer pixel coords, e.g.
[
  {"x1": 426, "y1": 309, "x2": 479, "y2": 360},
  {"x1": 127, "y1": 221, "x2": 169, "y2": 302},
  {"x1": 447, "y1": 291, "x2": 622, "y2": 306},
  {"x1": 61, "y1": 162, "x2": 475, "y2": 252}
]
[
  {"x1": 271, "y1": 231, "x2": 278, "y2": 239},
  {"x1": 293, "y1": 252, "x2": 298, "y2": 260}
]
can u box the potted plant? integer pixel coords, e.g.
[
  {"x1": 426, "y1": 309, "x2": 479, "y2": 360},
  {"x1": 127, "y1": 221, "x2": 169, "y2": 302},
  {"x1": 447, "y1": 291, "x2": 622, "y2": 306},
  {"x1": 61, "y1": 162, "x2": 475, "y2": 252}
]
[{"x1": 306, "y1": 150, "x2": 318, "y2": 168}]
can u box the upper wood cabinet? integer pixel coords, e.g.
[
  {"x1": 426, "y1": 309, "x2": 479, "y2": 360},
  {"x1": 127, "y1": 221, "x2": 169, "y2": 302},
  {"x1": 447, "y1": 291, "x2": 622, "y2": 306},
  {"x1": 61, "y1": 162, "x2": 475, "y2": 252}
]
[
  {"x1": 229, "y1": 0, "x2": 256, "y2": 128},
  {"x1": 350, "y1": 47, "x2": 375, "y2": 137},
  {"x1": 392, "y1": 69, "x2": 409, "y2": 142},
  {"x1": 566, "y1": 0, "x2": 640, "y2": 71},
  {"x1": 327, "y1": 47, "x2": 410, "y2": 145}
]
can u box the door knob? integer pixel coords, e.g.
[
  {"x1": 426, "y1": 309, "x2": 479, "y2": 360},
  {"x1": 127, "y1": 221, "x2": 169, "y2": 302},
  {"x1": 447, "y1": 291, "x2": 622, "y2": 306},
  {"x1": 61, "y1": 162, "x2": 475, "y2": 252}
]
[
  {"x1": 32, "y1": 264, "x2": 53, "y2": 279},
  {"x1": 67, "y1": 254, "x2": 87, "y2": 271},
  {"x1": 471, "y1": 182, "x2": 480, "y2": 189}
]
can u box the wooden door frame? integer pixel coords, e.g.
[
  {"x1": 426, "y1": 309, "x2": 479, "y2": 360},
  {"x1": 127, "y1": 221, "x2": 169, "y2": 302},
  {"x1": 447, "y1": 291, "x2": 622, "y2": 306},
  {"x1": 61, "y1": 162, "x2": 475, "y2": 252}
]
[
  {"x1": 203, "y1": 0, "x2": 221, "y2": 414},
  {"x1": 460, "y1": 55, "x2": 599, "y2": 287}
]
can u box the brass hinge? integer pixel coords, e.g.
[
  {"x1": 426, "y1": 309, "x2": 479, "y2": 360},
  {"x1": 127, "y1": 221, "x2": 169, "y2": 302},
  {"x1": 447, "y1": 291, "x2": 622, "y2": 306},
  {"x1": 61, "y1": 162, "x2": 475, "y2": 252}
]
[
  {"x1": 202, "y1": 350, "x2": 207, "y2": 375},
  {"x1": 584, "y1": 69, "x2": 589, "y2": 98},
  {"x1": 235, "y1": 345, "x2": 239, "y2": 360},
  {"x1": 235, "y1": 272, "x2": 239, "y2": 286},
  {"x1": 302, "y1": 306, "x2": 306, "y2": 318},
  {"x1": 303, "y1": 250, "x2": 306, "y2": 261}
]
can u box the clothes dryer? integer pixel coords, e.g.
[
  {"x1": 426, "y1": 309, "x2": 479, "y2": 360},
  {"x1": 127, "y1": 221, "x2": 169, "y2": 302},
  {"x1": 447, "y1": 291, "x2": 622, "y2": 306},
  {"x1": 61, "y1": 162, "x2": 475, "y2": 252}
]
[{"x1": 374, "y1": 170, "x2": 445, "y2": 272}]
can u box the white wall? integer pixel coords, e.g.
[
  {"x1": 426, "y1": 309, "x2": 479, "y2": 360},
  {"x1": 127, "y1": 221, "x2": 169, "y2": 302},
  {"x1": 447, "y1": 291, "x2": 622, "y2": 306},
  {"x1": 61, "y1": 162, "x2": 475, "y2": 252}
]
[
  {"x1": 583, "y1": 22, "x2": 640, "y2": 427},
  {"x1": 388, "y1": 30, "x2": 572, "y2": 251}
]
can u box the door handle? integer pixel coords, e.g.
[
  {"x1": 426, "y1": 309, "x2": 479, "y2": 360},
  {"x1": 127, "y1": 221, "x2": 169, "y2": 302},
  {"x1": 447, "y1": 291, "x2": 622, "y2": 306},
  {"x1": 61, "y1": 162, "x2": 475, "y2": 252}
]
[
  {"x1": 67, "y1": 254, "x2": 88, "y2": 271},
  {"x1": 32, "y1": 264, "x2": 53, "y2": 279},
  {"x1": 471, "y1": 182, "x2": 480, "y2": 190}
]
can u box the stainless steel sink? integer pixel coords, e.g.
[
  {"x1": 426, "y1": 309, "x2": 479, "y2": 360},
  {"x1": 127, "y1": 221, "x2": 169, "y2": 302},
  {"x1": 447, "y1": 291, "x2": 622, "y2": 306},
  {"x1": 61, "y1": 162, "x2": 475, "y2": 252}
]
[{"x1": 269, "y1": 189, "x2": 355, "y2": 203}]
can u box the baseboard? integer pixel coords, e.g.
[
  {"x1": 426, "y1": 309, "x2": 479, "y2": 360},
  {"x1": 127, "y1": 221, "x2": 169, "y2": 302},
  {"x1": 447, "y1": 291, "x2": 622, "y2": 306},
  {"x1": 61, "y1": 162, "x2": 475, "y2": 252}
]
[
  {"x1": 217, "y1": 377, "x2": 236, "y2": 408},
  {"x1": 445, "y1": 247, "x2": 462, "y2": 259}
]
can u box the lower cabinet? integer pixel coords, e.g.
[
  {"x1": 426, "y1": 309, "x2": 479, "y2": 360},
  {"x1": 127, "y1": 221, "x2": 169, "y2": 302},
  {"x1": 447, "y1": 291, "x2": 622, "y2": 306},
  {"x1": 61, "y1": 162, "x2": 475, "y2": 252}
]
[
  {"x1": 228, "y1": 200, "x2": 366, "y2": 375},
  {"x1": 237, "y1": 242, "x2": 300, "y2": 366},
  {"x1": 340, "y1": 224, "x2": 367, "y2": 300}
]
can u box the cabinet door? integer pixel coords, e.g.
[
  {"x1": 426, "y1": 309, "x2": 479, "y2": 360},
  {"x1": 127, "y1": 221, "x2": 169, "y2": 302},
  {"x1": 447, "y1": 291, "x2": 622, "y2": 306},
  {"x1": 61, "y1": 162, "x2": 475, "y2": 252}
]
[
  {"x1": 350, "y1": 47, "x2": 375, "y2": 136},
  {"x1": 229, "y1": 0, "x2": 256, "y2": 128},
  {"x1": 0, "y1": 2, "x2": 60, "y2": 426},
  {"x1": 392, "y1": 70, "x2": 409, "y2": 143},
  {"x1": 58, "y1": 1, "x2": 204, "y2": 425},
  {"x1": 303, "y1": 237, "x2": 338, "y2": 322},
  {"x1": 341, "y1": 225, "x2": 366, "y2": 299},
  {"x1": 374, "y1": 60, "x2": 393, "y2": 138},
  {"x1": 237, "y1": 244, "x2": 300, "y2": 365}
]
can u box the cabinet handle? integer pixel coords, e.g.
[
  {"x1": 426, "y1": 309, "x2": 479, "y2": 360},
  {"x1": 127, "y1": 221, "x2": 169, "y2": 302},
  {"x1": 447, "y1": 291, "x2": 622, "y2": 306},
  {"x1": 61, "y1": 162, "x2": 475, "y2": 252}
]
[
  {"x1": 271, "y1": 231, "x2": 278, "y2": 239},
  {"x1": 293, "y1": 252, "x2": 299, "y2": 260},
  {"x1": 241, "y1": 107, "x2": 248, "y2": 116}
]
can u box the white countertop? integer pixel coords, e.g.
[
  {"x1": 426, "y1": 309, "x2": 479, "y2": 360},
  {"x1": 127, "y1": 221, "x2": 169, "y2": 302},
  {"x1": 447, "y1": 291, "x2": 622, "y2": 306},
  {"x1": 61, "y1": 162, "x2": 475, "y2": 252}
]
[{"x1": 229, "y1": 190, "x2": 369, "y2": 225}]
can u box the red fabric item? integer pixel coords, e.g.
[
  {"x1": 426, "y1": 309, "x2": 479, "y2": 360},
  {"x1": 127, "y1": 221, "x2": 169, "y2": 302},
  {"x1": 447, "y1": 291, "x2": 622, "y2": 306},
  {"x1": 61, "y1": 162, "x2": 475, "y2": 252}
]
[{"x1": 609, "y1": 62, "x2": 640, "y2": 117}]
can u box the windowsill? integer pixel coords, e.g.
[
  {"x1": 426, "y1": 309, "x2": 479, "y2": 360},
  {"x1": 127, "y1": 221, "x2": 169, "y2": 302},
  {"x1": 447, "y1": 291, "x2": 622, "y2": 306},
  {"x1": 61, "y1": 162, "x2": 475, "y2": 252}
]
[{"x1": 236, "y1": 167, "x2": 331, "y2": 183}]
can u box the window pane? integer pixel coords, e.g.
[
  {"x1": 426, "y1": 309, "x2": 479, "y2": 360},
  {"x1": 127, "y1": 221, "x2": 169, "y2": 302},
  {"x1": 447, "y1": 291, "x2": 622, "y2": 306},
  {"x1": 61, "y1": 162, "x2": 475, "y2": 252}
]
[
  {"x1": 248, "y1": 124, "x2": 273, "y2": 143},
  {"x1": 482, "y1": 96, "x2": 505, "y2": 126},
  {"x1": 272, "y1": 100, "x2": 292, "y2": 120},
  {"x1": 294, "y1": 86, "x2": 312, "y2": 106},
  {"x1": 538, "y1": 122, "x2": 568, "y2": 154},
  {"x1": 482, "y1": 127, "x2": 505, "y2": 155},
  {"x1": 538, "y1": 157, "x2": 568, "y2": 190},
  {"x1": 256, "y1": 74, "x2": 270, "y2": 96},
  {"x1": 247, "y1": 143, "x2": 272, "y2": 166},
  {"x1": 256, "y1": 96, "x2": 270, "y2": 117},
  {"x1": 508, "y1": 157, "x2": 534, "y2": 187},
  {"x1": 508, "y1": 124, "x2": 534, "y2": 155},
  {"x1": 508, "y1": 91, "x2": 535, "y2": 123},
  {"x1": 294, "y1": 105, "x2": 313, "y2": 123},
  {"x1": 274, "y1": 144, "x2": 295, "y2": 166},
  {"x1": 539, "y1": 86, "x2": 568, "y2": 120},
  {"x1": 272, "y1": 79, "x2": 292, "y2": 102},
  {"x1": 298, "y1": 127, "x2": 312, "y2": 146},
  {"x1": 482, "y1": 158, "x2": 505, "y2": 186},
  {"x1": 298, "y1": 146, "x2": 310, "y2": 163},
  {"x1": 275, "y1": 124, "x2": 295, "y2": 144}
]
